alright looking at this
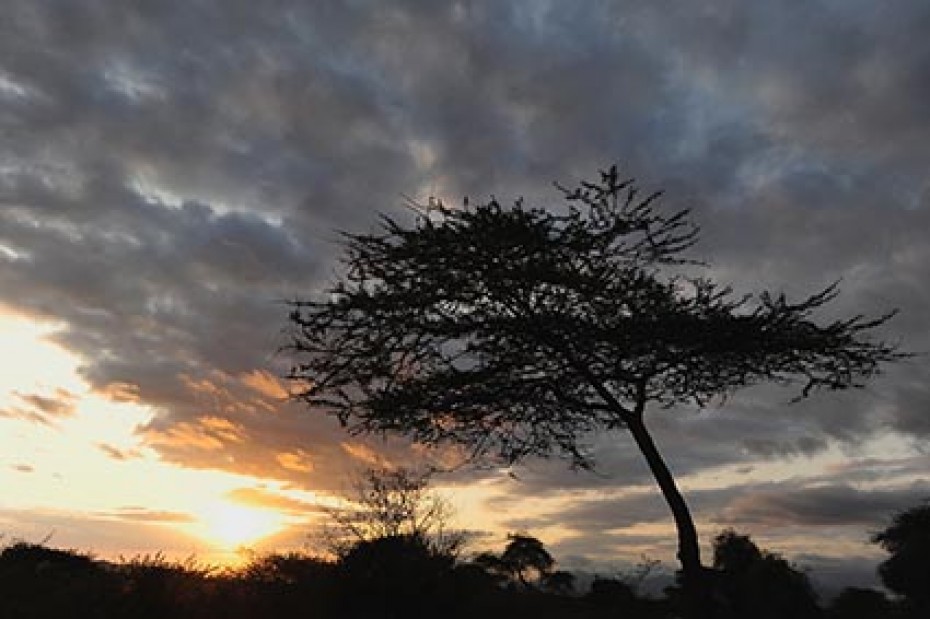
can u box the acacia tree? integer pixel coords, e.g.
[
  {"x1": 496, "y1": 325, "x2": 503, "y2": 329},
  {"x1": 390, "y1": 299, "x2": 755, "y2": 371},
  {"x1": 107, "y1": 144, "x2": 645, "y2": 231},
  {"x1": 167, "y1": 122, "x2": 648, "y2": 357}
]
[
  {"x1": 322, "y1": 467, "x2": 463, "y2": 558},
  {"x1": 285, "y1": 166, "x2": 901, "y2": 616},
  {"x1": 474, "y1": 533, "x2": 555, "y2": 589}
]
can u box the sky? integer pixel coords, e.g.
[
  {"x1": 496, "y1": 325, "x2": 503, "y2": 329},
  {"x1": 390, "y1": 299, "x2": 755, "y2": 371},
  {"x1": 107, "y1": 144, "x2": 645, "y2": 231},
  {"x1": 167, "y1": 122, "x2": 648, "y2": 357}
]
[{"x1": 1, "y1": 0, "x2": 928, "y2": 593}]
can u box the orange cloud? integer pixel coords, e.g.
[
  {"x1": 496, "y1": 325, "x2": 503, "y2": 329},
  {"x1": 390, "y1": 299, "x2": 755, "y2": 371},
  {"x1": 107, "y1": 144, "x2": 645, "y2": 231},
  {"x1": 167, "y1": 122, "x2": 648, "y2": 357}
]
[
  {"x1": 226, "y1": 486, "x2": 320, "y2": 514},
  {"x1": 97, "y1": 442, "x2": 143, "y2": 461},
  {"x1": 241, "y1": 369, "x2": 289, "y2": 400},
  {"x1": 276, "y1": 449, "x2": 314, "y2": 473},
  {"x1": 107, "y1": 506, "x2": 196, "y2": 523},
  {"x1": 200, "y1": 416, "x2": 247, "y2": 442},
  {"x1": 340, "y1": 441, "x2": 389, "y2": 468},
  {"x1": 0, "y1": 406, "x2": 53, "y2": 425},
  {"x1": 99, "y1": 381, "x2": 140, "y2": 403},
  {"x1": 146, "y1": 416, "x2": 246, "y2": 451},
  {"x1": 181, "y1": 373, "x2": 228, "y2": 400},
  {"x1": 13, "y1": 388, "x2": 77, "y2": 419}
]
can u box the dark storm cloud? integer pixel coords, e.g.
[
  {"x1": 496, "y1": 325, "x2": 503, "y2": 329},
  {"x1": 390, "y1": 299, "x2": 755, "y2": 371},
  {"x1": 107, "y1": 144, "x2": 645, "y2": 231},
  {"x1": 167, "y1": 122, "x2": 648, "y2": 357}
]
[
  {"x1": 716, "y1": 481, "x2": 930, "y2": 527},
  {"x1": 1, "y1": 0, "x2": 928, "y2": 504}
]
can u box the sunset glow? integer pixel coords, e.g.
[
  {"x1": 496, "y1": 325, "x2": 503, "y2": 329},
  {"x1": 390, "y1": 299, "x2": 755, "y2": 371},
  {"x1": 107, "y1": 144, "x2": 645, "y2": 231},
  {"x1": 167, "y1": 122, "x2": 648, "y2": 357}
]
[{"x1": 195, "y1": 502, "x2": 288, "y2": 550}]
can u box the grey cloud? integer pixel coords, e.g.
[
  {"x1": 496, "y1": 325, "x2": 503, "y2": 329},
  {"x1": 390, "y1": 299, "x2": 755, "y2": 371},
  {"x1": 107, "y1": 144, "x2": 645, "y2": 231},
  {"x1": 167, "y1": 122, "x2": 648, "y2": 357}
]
[
  {"x1": 479, "y1": 480, "x2": 922, "y2": 588},
  {"x1": 822, "y1": 454, "x2": 930, "y2": 484},
  {"x1": 716, "y1": 481, "x2": 930, "y2": 527},
  {"x1": 504, "y1": 491, "x2": 672, "y2": 533},
  {"x1": 0, "y1": 1, "x2": 928, "y2": 508},
  {"x1": 490, "y1": 478, "x2": 929, "y2": 566},
  {"x1": 801, "y1": 554, "x2": 885, "y2": 600},
  {"x1": 502, "y1": 484, "x2": 744, "y2": 536},
  {"x1": 548, "y1": 530, "x2": 681, "y2": 575},
  {"x1": 628, "y1": 1, "x2": 930, "y2": 176}
]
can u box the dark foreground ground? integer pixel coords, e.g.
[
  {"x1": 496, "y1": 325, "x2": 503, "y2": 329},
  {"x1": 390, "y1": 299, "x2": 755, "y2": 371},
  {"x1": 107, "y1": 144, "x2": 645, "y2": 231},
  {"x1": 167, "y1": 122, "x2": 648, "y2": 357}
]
[{"x1": 0, "y1": 538, "x2": 918, "y2": 619}]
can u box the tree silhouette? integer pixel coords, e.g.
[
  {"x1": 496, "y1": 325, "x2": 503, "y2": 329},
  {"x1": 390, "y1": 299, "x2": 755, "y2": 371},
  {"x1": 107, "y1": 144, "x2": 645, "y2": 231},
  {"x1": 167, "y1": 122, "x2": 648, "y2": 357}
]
[
  {"x1": 337, "y1": 534, "x2": 455, "y2": 619},
  {"x1": 322, "y1": 466, "x2": 463, "y2": 558},
  {"x1": 286, "y1": 165, "x2": 902, "y2": 617},
  {"x1": 827, "y1": 587, "x2": 892, "y2": 619},
  {"x1": 711, "y1": 530, "x2": 820, "y2": 619},
  {"x1": 872, "y1": 500, "x2": 930, "y2": 616},
  {"x1": 0, "y1": 543, "x2": 118, "y2": 618},
  {"x1": 474, "y1": 534, "x2": 555, "y2": 589}
]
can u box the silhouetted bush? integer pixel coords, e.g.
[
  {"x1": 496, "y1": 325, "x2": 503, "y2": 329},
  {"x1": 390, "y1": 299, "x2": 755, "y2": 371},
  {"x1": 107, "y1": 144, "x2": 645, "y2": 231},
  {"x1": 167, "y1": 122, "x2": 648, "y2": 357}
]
[
  {"x1": 10, "y1": 529, "x2": 923, "y2": 619},
  {"x1": 711, "y1": 530, "x2": 821, "y2": 619},
  {"x1": 0, "y1": 542, "x2": 119, "y2": 619},
  {"x1": 234, "y1": 551, "x2": 336, "y2": 617},
  {"x1": 872, "y1": 500, "x2": 930, "y2": 617},
  {"x1": 827, "y1": 587, "x2": 894, "y2": 619},
  {"x1": 112, "y1": 554, "x2": 216, "y2": 619}
]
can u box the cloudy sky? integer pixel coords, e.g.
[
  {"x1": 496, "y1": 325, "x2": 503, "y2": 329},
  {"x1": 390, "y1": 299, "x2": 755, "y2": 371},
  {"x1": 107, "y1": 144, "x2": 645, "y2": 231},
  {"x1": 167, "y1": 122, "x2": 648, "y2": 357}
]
[{"x1": 1, "y1": 0, "x2": 928, "y2": 591}]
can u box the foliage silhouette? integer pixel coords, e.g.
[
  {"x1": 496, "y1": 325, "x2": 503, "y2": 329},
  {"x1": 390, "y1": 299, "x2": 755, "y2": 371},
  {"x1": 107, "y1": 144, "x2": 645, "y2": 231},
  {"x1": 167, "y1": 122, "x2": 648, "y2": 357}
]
[
  {"x1": 827, "y1": 587, "x2": 893, "y2": 619},
  {"x1": 586, "y1": 574, "x2": 668, "y2": 618},
  {"x1": 710, "y1": 530, "x2": 820, "y2": 619},
  {"x1": 110, "y1": 553, "x2": 215, "y2": 619},
  {"x1": 0, "y1": 542, "x2": 118, "y2": 619},
  {"x1": 235, "y1": 551, "x2": 336, "y2": 617},
  {"x1": 322, "y1": 466, "x2": 464, "y2": 559},
  {"x1": 542, "y1": 569, "x2": 576, "y2": 594},
  {"x1": 1, "y1": 531, "x2": 918, "y2": 619},
  {"x1": 872, "y1": 500, "x2": 930, "y2": 616},
  {"x1": 286, "y1": 165, "x2": 902, "y2": 617},
  {"x1": 474, "y1": 533, "x2": 555, "y2": 589},
  {"x1": 337, "y1": 533, "x2": 456, "y2": 618}
]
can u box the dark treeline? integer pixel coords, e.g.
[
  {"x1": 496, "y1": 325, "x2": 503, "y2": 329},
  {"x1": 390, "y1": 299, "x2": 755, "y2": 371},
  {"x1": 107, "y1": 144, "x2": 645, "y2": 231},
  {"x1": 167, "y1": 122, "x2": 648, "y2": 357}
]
[{"x1": 2, "y1": 501, "x2": 927, "y2": 619}]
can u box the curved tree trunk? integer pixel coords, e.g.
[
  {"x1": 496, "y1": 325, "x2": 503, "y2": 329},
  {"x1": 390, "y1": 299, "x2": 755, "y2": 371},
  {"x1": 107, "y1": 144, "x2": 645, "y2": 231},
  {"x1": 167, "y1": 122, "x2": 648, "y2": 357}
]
[{"x1": 626, "y1": 413, "x2": 713, "y2": 619}]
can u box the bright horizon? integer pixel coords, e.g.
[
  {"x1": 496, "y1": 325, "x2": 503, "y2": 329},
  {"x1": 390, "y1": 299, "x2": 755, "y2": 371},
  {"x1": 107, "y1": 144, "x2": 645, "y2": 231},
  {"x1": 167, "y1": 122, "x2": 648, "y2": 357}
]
[{"x1": 2, "y1": 308, "x2": 915, "y2": 582}]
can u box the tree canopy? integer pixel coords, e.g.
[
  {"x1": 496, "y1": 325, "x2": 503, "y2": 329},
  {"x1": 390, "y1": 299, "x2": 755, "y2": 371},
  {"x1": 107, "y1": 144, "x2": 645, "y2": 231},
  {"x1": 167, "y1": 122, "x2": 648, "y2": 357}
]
[
  {"x1": 474, "y1": 533, "x2": 555, "y2": 589},
  {"x1": 287, "y1": 166, "x2": 898, "y2": 466},
  {"x1": 286, "y1": 165, "x2": 902, "y2": 617},
  {"x1": 321, "y1": 467, "x2": 462, "y2": 558},
  {"x1": 711, "y1": 530, "x2": 820, "y2": 619}
]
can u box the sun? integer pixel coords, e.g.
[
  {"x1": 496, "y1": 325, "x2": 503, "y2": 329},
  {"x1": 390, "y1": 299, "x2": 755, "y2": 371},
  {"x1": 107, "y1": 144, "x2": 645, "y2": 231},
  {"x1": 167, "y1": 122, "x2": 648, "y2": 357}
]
[{"x1": 198, "y1": 501, "x2": 287, "y2": 549}]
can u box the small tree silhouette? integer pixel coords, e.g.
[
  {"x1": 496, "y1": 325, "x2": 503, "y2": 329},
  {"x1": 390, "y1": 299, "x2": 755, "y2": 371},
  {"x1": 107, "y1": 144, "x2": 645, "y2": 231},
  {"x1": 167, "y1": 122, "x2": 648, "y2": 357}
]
[
  {"x1": 322, "y1": 466, "x2": 464, "y2": 558},
  {"x1": 286, "y1": 165, "x2": 902, "y2": 618},
  {"x1": 872, "y1": 500, "x2": 930, "y2": 616},
  {"x1": 338, "y1": 534, "x2": 455, "y2": 619},
  {"x1": 711, "y1": 530, "x2": 820, "y2": 619},
  {"x1": 827, "y1": 587, "x2": 892, "y2": 619},
  {"x1": 474, "y1": 534, "x2": 554, "y2": 589}
]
